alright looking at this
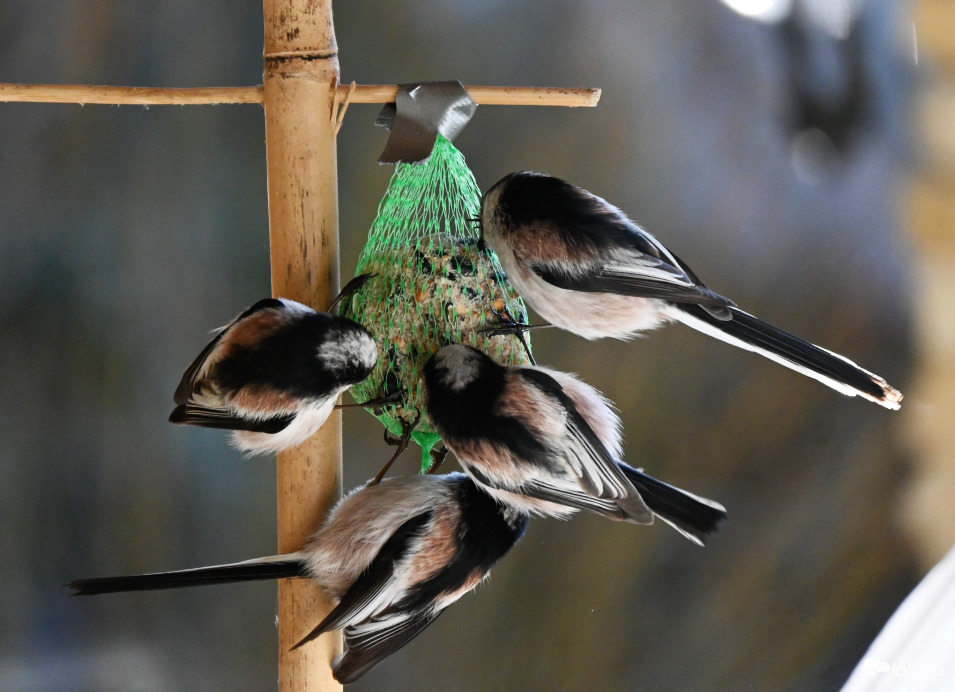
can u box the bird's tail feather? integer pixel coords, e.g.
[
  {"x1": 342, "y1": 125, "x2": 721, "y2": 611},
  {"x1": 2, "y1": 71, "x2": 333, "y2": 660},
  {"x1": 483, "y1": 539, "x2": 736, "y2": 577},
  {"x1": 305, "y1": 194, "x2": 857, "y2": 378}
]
[
  {"x1": 671, "y1": 304, "x2": 902, "y2": 410},
  {"x1": 68, "y1": 553, "x2": 309, "y2": 595},
  {"x1": 617, "y1": 462, "x2": 726, "y2": 546}
]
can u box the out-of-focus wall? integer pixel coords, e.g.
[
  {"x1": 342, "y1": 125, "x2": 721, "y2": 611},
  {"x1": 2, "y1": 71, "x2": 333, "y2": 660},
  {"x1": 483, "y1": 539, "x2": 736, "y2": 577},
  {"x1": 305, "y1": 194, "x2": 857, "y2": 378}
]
[{"x1": 902, "y1": 0, "x2": 955, "y2": 568}]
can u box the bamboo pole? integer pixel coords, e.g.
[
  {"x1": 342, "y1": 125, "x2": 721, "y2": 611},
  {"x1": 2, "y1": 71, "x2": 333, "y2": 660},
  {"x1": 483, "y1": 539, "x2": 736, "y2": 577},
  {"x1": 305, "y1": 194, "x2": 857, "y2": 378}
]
[
  {"x1": 0, "y1": 82, "x2": 600, "y2": 107},
  {"x1": 262, "y1": 1, "x2": 342, "y2": 690}
]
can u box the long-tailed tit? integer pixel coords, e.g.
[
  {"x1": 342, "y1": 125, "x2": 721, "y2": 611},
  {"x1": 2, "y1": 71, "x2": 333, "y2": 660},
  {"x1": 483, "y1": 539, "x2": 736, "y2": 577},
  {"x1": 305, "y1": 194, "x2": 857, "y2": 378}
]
[
  {"x1": 169, "y1": 298, "x2": 378, "y2": 455},
  {"x1": 423, "y1": 345, "x2": 726, "y2": 544},
  {"x1": 479, "y1": 171, "x2": 902, "y2": 410},
  {"x1": 69, "y1": 472, "x2": 527, "y2": 684}
]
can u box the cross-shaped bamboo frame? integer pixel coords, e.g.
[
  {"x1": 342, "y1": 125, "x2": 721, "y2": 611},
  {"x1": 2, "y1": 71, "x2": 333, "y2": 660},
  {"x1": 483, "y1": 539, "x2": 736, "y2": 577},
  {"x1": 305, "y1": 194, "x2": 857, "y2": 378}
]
[{"x1": 1, "y1": 1, "x2": 599, "y2": 689}]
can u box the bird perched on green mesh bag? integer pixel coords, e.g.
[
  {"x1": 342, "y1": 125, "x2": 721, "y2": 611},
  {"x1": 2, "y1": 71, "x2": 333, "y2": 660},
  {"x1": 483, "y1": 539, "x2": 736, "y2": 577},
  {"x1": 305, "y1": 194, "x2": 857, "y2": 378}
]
[
  {"x1": 423, "y1": 344, "x2": 726, "y2": 545},
  {"x1": 479, "y1": 171, "x2": 902, "y2": 410},
  {"x1": 169, "y1": 297, "x2": 377, "y2": 455}
]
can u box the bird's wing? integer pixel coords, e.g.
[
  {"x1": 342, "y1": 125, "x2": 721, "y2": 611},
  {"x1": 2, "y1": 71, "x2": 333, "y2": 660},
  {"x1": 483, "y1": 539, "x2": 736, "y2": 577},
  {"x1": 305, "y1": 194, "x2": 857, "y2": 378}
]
[
  {"x1": 174, "y1": 298, "x2": 286, "y2": 405},
  {"x1": 512, "y1": 476, "x2": 647, "y2": 523},
  {"x1": 510, "y1": 204, "x2": 734, "y2": 313},
  {"x1": 292, "y1": 511, "x2": 433, "y2": 650},
  {"x1": 530, "y1": 246, "x2": 733, "y2": 312},
  {"x1": 332, "y1": 611, "x2": 441, "y2": 684},
  {"x1": 515, "y1": 369, "x2": 652, "y2": 523},
  {"x1": 168, "y1": 403, "x2": 294, "y2": 433}
]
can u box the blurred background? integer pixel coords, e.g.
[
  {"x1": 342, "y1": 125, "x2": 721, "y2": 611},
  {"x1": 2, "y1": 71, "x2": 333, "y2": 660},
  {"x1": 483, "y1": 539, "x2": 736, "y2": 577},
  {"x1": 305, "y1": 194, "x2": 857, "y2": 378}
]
[{"x1": 1, "y1": 0, "x2": 951, "y2": 689}]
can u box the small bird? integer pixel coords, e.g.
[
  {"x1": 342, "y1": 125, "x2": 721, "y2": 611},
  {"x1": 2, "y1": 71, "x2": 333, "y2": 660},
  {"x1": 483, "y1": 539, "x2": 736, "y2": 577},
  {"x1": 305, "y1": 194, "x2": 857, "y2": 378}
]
[
  {"x1": 423, "y1": 345, "x2": 726, "y2": 544},
  {"x1": 479, "y1": 171, "x2": 902, "y2": 410},
  {"x1": 170, "y1": 297, "x2": 378, "y2": 455},
  {"x1": 68, "y1": 472, "x2": 528, "y2": 684}
]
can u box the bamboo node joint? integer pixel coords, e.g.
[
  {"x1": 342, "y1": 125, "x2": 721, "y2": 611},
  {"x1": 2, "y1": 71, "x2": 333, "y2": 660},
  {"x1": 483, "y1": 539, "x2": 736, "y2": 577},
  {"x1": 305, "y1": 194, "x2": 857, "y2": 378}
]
[{"x1": 264, "y1": 49, "x2": 339, "y2": 63}]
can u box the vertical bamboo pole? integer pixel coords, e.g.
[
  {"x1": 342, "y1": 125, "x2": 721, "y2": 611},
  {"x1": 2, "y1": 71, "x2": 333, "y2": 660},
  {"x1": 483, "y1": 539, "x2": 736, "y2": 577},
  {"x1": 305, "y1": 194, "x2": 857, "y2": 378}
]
[{"x1": 262, "y1": 1, "x2": 342, "y2": 690}]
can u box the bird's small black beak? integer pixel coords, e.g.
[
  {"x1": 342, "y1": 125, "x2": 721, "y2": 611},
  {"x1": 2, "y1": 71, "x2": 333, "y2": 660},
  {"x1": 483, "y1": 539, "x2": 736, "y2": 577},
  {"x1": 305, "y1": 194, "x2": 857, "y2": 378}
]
[{"x1": 477, "y1": 237, "x2": 486, "y2": 251}]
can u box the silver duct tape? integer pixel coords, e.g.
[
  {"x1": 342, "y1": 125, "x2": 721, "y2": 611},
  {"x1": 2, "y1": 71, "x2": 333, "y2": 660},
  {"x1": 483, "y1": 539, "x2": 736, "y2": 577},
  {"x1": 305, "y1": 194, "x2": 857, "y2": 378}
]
[{"x1": 376, "y1": 80, "x2": 478, "y2": 164}]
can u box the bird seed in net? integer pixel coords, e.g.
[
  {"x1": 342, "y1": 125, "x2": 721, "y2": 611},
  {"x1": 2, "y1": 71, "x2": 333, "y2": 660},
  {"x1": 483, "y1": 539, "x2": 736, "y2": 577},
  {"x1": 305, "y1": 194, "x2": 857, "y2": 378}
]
[{"x1": 339, "y1": 135, "x2": 533, "y2": 471}]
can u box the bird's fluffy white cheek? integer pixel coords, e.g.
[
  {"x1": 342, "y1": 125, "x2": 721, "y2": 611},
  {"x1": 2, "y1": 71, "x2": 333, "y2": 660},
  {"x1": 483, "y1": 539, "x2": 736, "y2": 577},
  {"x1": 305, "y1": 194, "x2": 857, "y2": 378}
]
[
  {"x1": 230, "y1": 397, "x2": 338, "y2": 455},
  {"x1": 510, "y1": 263, "x2": 672, "y2": 340}
]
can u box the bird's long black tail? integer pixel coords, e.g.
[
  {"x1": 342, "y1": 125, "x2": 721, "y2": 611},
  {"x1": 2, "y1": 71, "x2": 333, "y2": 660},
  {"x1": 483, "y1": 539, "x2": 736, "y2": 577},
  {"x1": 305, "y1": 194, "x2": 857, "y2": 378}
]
[
  {"x1": 68, "y1": 553, "x2": 309, "y2": 596},
  {"x1": 617, "y1": 462, "x2": 726, "y2": 546},
  {"x1": 671, "y1": 304, "x2": 902, "y2": 410}
]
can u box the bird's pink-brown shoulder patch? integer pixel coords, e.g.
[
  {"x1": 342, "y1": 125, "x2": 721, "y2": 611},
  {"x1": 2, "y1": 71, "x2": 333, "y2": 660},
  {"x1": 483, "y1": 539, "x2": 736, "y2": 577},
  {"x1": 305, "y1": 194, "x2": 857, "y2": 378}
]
[
  {"x1": 222, "y1": 309, "x2": 290, "y2": 353},
  {"x1": 509, "y1": 222, "x2": 598, "y2": 263},
  {"x1": 229, "y1": 383, "x2": 301, "y2": 415}
]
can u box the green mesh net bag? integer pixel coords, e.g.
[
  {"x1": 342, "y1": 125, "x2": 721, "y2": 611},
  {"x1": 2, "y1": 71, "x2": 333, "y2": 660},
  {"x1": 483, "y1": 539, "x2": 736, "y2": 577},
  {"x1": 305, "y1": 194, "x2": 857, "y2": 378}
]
[{"x1": 339, "y1": 135, "x2": 532, "y2": 471}]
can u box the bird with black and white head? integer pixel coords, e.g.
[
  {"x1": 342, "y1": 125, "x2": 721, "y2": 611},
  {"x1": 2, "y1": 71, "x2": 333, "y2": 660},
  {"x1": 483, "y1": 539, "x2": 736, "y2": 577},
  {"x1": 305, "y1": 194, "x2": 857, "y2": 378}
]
[
  {"x1": 479, "y1": 171, "x2": 902, "y2": 410},
  {"x1": 423, "y1": 344, "x2": 726, "y2": 545},
  {"x1": 69, "y1": 472, "x2": 528, "y2": 684},
  {"x1": 169, "y1": 297, "x2": 378, "y2": 454}
]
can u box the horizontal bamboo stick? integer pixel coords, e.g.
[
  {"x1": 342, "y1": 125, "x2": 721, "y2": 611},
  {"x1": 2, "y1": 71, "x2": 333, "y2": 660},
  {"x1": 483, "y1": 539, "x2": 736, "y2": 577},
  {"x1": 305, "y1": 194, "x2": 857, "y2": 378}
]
[
  {"x1": 0, "y1": 83, "x2": 263, "y2": 105},
  {"x1": 339, "y1": 84, "x2": 601, "y2": 106},
  {"x1": 0, "y1": 82, "x2": 600, "y2": 107}
]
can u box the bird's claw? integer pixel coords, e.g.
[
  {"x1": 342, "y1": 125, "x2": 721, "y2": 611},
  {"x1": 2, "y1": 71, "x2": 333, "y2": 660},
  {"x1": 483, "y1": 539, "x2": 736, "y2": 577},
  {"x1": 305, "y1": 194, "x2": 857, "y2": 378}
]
[{"x1": 482, "y1": 306, "x2": 537, "y2": 365}]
